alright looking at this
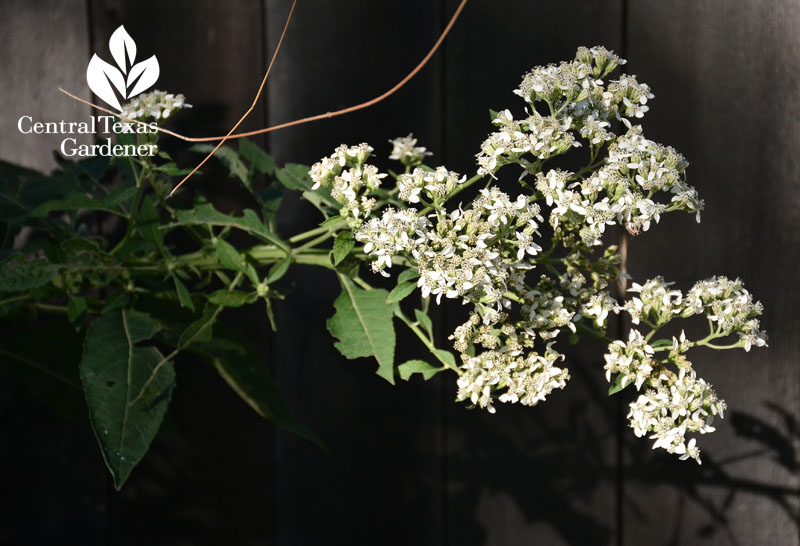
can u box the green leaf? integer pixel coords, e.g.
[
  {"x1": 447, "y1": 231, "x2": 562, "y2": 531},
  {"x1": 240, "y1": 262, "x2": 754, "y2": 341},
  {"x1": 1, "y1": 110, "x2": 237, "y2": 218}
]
[
  {"x1": 172, "y1": 276, "x2": 195, "y2": 312},
  {"x1": 398, "y1": 360, "x2": 443, "y2": 381},
  {"x1": 177, "y1": 304, "x2": 218, "y2": 346},
  {"x1": 332, "y1": 231, "x2": 355, "y2": 266},
  {"x1": 137, "y1": 195, "x2": 165, "y2": 255},
  {"x1": 79, "y1": 309, "x2": 175, "y2": 489},
  {"x1": 0, "y1": 255, "x2": 56, "y2": 292},
  {"x1": 276, "y1": 163, "x2": 337, "y2": 210},
  {"x1": 414, "y1": 309, "x2": 433, "y2": 340},
  {"x1": 153, "y1": 162, "x2": 192, "y2": 176},
  {"x1": 67, "y1": 295, "x2": 88, "y2": 329},
  {"x1": 260, "y1": 182, "x2": 284, "y2": 229},
  {"x1": 266, "y1": 256, "x2": 291, "y2": 284},
  {"x1": 386, "y1": 281, "x2": 417, "y2": 304},
  {"x1": 199, "y1": 324, "x2": 323, "y2": 448},
  {"x1": 397, "y1": 268, "x2": 419, "y2": 284},
  {"x1": 206, "y1": 289, "x2": 256, "y2": 308},
  {"x1": 169, "y1": 201, "x2": 288, "y2": 251},
  {"x1": 608, "y1": 374, "x2": 630, "y2": 396},
  {"x1": 239, "y1": 139, "x2": 275, "y2": 175},
  {"x1": 327, "y1": 276, "x2": 396, "y2": 384},
  {"x1": 104, "y1": 185, "x2": 137, "y2": 209},
  {"x1": 489, "y1": 108, "x2": 501, "y2": 121},
  {"x1": 213, "y1": 238, "x2": 246, "y2": 274},
  {"x1": 0, "y1": 317, "x2": 86, "y2": 424},
  {"x1": 190, "y1": 144, "x2": 249, "y2": 183},
  {"x1": 31, "y1": 191, "x2": 123, "y2": 217},
  {"x1": 276, "y1": 163, "x2": 314, "y2": 191},
  {"x1": 434, "y1": 349, "x2": 458, "y2": 371}
]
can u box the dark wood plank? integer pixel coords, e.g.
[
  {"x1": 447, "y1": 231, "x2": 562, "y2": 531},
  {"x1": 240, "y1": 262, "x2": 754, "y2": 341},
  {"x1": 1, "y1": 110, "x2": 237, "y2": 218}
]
[
  {"x1": 264, "y1": 1, "x2": 447, "y2": 544},
  {"x1": 0, "y1": 3, "x2": 108, "y2": 544},
  {"x1": 440, "y1": 1, "x2": 625, "y2": 544},
  {"x1": 624, "y1": 2, "x2": 800, "y2": 544},
  {"x1": 87, "y1": 2, "x2": 274, "y2": 544},
  {"x1": 0, "y1": 0, "x2": 93, "y2": 171}
]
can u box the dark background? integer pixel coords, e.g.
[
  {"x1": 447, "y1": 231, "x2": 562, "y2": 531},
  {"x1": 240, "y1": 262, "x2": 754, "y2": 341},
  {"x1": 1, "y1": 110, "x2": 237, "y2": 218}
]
[{"x1": 1, "y1": 1, "x2": 798, "y2": 545}]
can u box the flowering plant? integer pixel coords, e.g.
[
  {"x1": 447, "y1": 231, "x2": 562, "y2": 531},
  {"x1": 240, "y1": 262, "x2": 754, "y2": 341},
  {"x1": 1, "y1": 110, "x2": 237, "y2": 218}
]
[{"x1": 0, "y1": 46, "x2": 765, "y2": 489}]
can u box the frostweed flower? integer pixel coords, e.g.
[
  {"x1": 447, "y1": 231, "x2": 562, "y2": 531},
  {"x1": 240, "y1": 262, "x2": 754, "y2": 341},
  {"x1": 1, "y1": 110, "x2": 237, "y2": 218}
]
[
  {"x1": 388, "y1": 134, "x2": 432, "y2": 167},
  {"x1": 604, "y1": 329, "x2": 655, "y2": 390},
  {"x1": 309, "y1": 143, "x2": 386, "y2": 227},
  {"x1": 684, "y1": 277, "x2": 768, "y2": 351},
  {"x1": 627, "y1": 368, "x2": 726, "y2": 464},
  {"x1": 456, "y1": 345, "x2": 569, "y2": 413},
  {"x1": 623, "y1": 276, "x2": 683, "y2": 326},
  {"x1": 476, "y1": 109, "x2": 577, "y2": 176},
  {"x1": 397, "y1": 167, "x2": 466, "y2": 204},
  {"x1": 311, "y1": 46, "x2": 766, "y2": 467},
  {"x1": 120, "y1": 90, "x2": 191, "y2": 121}
]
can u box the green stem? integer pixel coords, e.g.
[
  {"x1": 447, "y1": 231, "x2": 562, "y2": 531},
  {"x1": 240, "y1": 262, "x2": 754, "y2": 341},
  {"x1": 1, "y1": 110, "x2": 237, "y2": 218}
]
[
  {"x1": 131, "y1": 271, "x2": 243, "y2": 406},
  {"x1": 394, "y1": 308, "x2": 460, "y2": 373},
  {"x1": 576, "y1": 321, "x2": 615, "y2": 344},
  {"x1": 110, "y1": 162, "x2": 146, "y2": 256},
  {"x1": 288, "y1": 218, "x2": 346, "y2": 244},
  {"x1": 420, "y1": 173, "x2": 484, "y2": 215}
]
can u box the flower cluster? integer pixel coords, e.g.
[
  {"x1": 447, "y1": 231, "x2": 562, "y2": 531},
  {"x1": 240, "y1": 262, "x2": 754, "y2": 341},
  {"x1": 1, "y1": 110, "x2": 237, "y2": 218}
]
[
  {"x1": 120, "y1": 90, "x2": 191, "y2": 120},
  {"x1": 456, "y1": 346, "x2": 569, "y2": 414},
  {"x1": 309, "y1": 143, "x2": 386, "y2": 227},
  {"x1": 477, "y1": 109, "x2": 576, "y2": 176},
  {"x1": 685, "y1": 277, "x2": 767, "y2": 351},
  {"x1": 388, "y1": 134, "x2": 432, "y2": 167},
  {"x1": 309, "y1": 45, "x2": 766, "y2": 467},
  {"x1": 357, "y1": 186, "x2": 542, "y2": 305},
  {"x1": 603, "y1": 329, "x2": 655, "y2": 390},
  {"x1": 397, "y1": 167, "x2": 465, "y2": 204},
  {"x1": 628, "y1": 368, "x2": 726, "y2": 463}
]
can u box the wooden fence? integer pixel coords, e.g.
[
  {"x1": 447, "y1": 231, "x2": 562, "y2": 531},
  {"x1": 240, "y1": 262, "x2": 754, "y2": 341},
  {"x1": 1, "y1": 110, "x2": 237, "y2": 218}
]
[{"x1": 1, "y1": 0, "x2": 798, "y2": 544}]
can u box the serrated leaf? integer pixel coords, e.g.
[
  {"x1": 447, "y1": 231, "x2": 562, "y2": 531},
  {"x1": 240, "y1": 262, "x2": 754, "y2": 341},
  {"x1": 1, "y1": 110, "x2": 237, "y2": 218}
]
[
  {"x1": 206, "y1": 289, "x2": 256, "y2": 308},
  {"x1": 398, "y1": 360, "x2": 443, "y2": 381},
  {"x1": 213, "y1": 238, "x2": 245, "y2": 273},
  {"x1": 327, "y1": 276, "x2": 396, "y2": 384},
  {"x1": 277, "y1": 164, "x2": 337, "y2": 209},
  {"x1": 104, "y1": 184, "x2": 137, "y2": 209},
  {"x1": 79, "y1": 309, "x2": 174, "y2": 489},
  {"x1": 386, "y1": 281, "x2": 417, "y2": 304},
  {"x1": 239, "y1": 139, "x2": 275, "y2": 175},
  {"x1": 275, "y1": 163, "x2": 314, "y2": 191},
  {"x1": 332, "y1": 231, "x2": 355, "y2": 266},
  {"x1": 190, "y1": 144, "x2": 249, "y2": 183},
  {"x1": 31, "y1": 191, "x2": 123, "y2": 217},
  {"x1": 169, "y1": 201, "x2": 288, "y2": 251},
  {"x1": 414, "y1": 309, "x2": 433, "y2": 340},
  {"x1": 153, "y1": 162, "x2": 192, "y2": 176},
  {"x1": 0, "y1": 255, "x2": 56, "y2": 292}
]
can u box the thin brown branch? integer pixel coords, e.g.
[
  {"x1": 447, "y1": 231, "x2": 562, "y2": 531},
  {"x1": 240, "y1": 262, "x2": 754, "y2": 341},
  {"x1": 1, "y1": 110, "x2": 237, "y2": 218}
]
[
  {"x1": 58, "y1": 0, "x2": 467, "y2": 146},
  {"x1": 169, "y1": 0, "x2": 297, "y2": 195}
]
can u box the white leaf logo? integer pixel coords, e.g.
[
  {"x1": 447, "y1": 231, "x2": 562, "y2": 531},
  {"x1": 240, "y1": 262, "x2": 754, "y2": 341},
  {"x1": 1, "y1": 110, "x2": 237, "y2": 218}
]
[{"x1": 86, "y1": 25, "x2": 159, "y2": 111}]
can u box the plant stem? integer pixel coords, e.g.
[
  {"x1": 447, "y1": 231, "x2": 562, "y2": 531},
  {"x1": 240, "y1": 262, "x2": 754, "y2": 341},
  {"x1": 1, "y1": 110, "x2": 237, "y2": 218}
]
[
  {"x1": 420, "y1": 173, "x2": 484, "y2": 215},
  {"x1": 394, "y1": 308, "x2": 460, "y2": 373},
  {"x1": 110, "y1": 162, "x2": 146, "y2": 256}
]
